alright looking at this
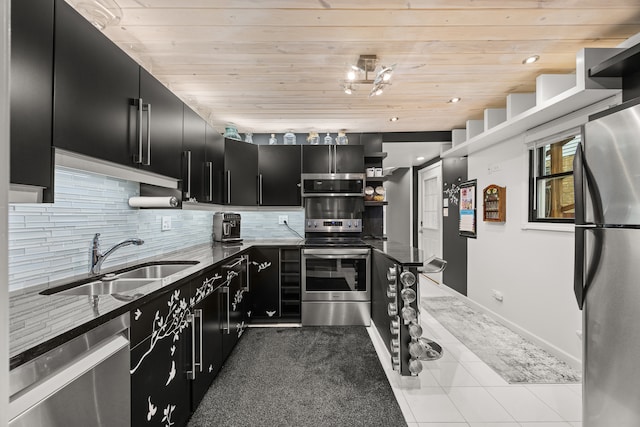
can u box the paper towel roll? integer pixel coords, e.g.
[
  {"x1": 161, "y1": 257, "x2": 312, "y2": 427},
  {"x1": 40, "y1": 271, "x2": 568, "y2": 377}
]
[{"x1": 128, "y1": 196, "x2": 179, "y2": 208}]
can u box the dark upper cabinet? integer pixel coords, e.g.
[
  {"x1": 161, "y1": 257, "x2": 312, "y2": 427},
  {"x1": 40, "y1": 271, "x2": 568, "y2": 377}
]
[
  {"x1": 182, "y1": 106, "x2": 206, "y2": 201},
  {"x1": 302, "y1": 145, "x2": 364, "y2": 174},
  {"x1": 205, "y1": 124, "x2": 224, "y2": 204},
  {"x1": 248, "y1": 247, "x2": 281, "y2": 320},
  {"x1": 224, "y1": 139, "x2": 258, "y2": 206},
  {"x1": 54, "y1": 0, "x2": 184, "y2": 179},
  {"x1": 139, "y1": 69, "x2": 183, "y2": 178},
  {"x1": 335, "y1": 145, "x2": 364, "y2": 173},
  {"x1": 53, "y1": 0, "x2": 139, "y2": 166},
  {"x1": 10, "y1": 0, "x2": 54, "y2": 201},
  {"x1": 258, "y1": 145, "x2": 301, "y2": 206},
  {"x1": 302, "y1": 145, "x2": 333, "y2": 174}
]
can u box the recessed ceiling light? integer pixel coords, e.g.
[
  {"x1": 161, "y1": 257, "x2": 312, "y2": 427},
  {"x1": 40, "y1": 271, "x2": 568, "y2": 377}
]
[
  {"x1": 448, "y1": 97, "x2": 461, "y2": 103},
  {"x1": 347, "y1": 70, "x2": 356, "y2": 81},
  {"x1": 389, "y1": 116, "x2": 399, "y2": 122},
  {"x1": 522, "y1": 55, "x2": 540, "y2": 64},
  {"x1": 344, "y1": 86, "x2": 353, "y2": 95},
  {"x1": 416, "y1": 156, "x2": 425, "y2": 161}
]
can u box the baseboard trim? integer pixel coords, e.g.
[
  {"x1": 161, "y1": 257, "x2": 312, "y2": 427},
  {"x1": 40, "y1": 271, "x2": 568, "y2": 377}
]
[{"x1": 430, "y1": 283, "x2": 582, "y2": 372}]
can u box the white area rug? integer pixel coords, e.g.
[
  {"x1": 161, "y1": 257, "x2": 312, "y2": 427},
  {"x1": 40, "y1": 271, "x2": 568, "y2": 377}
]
[{"x1": 421, "y1": 296, "x2": 581, "y2": 384}]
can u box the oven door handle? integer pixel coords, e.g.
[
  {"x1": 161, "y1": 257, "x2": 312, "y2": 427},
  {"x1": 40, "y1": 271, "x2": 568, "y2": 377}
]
[
  {"x1": 303, "y1": 248, "x2": 369, "y2": 256},
  {"x1": 303, "y1": 253, "x2": 369, "y2": 260}
]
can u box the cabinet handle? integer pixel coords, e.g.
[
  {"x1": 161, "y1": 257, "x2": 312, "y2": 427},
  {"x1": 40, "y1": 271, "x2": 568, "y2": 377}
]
[
  {"x1": 333, "y1": 145, "x2": 337, "y2": 173},
  {"x1": 187, "y1": 312, "x2": 197, "y2": 380},
  {"x1": 144, "y1": 103, "x2": 151, "y2": 166},
  {"x1": 195, "y1": 308, "x2": 203, "y2": 373},
  {"x1": 206, "y1": 162, "x2": 213, "y2": 202},
  {"x1": 258, "y1": 174, "x2": 263, "y2": 205},
  {"x1": 135, "y1": 98, "x2": 144, "y2": 164},
  {"x1": 226, "y1": 170, "x2": 231, "y2": 204},
  {"x1": 242, "y1": 255, "x2": 250, "y2": 292},
  {"x1": 221, "y1": 286, "x2": 231, "y2": 334},
  {"x1": 183, "y1": 151, "x2": 192, "y2": 199},
  {"x1": 328, "y1": 145, "x2": 332, "y2": 174}
]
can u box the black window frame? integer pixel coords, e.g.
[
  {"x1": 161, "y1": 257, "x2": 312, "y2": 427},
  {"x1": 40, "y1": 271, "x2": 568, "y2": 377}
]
[{"x1": 528, "y1": 133, "x2": 579, "y2": 224}]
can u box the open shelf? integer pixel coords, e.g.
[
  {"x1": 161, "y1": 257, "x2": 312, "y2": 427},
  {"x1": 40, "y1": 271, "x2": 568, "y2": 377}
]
[
  {"x1": 364, "y1": 152, "x2": 388, "y2": 160},
  {"x1": 364, "y1": 201, "x2": 388, "y2": 206},
  {"x1": 441, "y1": 86, "x2": 620, "y2": 158}
]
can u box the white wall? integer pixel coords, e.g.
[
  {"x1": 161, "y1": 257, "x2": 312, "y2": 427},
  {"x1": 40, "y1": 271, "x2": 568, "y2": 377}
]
[
  {"x1": 1, "y1": 0, "x2": 10, "y2": 422},
  {"x1": 385, "y1": 168, "x2": 411, "y2": 246},
  {"x1": 467, "y1": 134, "x2": 582, "y2": 363}
]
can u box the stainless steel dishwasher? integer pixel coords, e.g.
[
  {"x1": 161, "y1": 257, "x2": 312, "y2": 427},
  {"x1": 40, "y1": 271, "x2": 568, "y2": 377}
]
[{"x1": 9, "y1": 313, "x2": 130, "y2": 426}]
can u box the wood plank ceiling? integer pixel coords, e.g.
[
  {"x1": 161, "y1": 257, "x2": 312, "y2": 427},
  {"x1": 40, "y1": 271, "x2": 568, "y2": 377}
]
[{"x1": 69, "y1": 0, "x2": 640, "y2": 135}]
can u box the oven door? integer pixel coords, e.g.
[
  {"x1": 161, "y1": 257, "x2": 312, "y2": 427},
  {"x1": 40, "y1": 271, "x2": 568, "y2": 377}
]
[{"x1": 302, "y1": 248, "x2": 370, "y2": 301}]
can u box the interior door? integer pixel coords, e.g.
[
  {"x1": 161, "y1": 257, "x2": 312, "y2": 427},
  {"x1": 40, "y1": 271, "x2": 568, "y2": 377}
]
[{"x1": 418, "y1": 162, "x2": 443, "y2": 284}]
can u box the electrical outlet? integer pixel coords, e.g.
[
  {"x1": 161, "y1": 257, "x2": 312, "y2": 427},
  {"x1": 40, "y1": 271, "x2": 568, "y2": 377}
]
[
  {"x1": 278, "y1": 215, "x2": 288, "y2": 225},
  {"x1": 161, "y1": 216, "x2": 172, "y2": 231}
]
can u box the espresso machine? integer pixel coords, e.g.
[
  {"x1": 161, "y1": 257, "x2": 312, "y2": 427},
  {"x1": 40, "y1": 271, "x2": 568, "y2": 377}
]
[{"x1": 213, "y1": 212, "x2": 242, "y2": 242}]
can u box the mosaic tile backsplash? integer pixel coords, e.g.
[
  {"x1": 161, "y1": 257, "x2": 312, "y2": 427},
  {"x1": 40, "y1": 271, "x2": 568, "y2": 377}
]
[{"x1": 8, "y1": 166, "x2": 304, "y2": 291}]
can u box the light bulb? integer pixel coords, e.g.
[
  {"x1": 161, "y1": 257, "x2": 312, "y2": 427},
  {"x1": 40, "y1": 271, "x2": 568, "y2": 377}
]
[
  {"x1": 344, "y1": 86, "x2": 352, "y2": 95},
  {"x1": 383, "y1": 72, "x2": 392, "y2": 82},
  {"x1": 375, "y1": 88, "x2": 384, "y2": 96},
  {"x1": 347, "y1": 70, "x2": 356, "y2": 81}
]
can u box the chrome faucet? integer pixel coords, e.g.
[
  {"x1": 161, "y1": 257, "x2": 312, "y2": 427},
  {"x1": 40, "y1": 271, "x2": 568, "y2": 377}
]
[{"x1": 91, "y1": 233, "x2": 144, "y2": 275}]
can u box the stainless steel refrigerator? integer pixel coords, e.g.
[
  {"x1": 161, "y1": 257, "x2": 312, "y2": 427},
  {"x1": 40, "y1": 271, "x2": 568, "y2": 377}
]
[{"x1": 574, "y1": 100, "x2": 640, "y2": 427}]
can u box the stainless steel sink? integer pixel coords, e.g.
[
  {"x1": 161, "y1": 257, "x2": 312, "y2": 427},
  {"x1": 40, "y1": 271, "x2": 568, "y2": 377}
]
[
  {"x1": 48, "y1": 261, "x2": 199, "y2": 297},
  {"x1": 54, "y1": 278, "x2": 156, "y2": 296},
  {"x1": 115, "y1": 263, "x2": 195, "y2": 279}
]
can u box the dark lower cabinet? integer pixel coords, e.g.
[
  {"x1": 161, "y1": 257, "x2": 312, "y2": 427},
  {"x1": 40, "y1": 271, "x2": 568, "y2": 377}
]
[
  {"x1": 10, "y1": 0, "x2": 54, "y2": 201},
  {"x1": 249, "y1": 247, "x2": 280, "y2": 321},
  {"x1": 131, "y1": 332, "x2": 191, "y2": 427},
  {"x1": 130, "y1": 281, "x2": 193, "y2": 427},
  {"x1": 258, "y1": 145, "x2": 302, "y2": 206},
  {"x1": 190, "y1": 267, "x2": 224, "y2": 410},
  {"x1": 220, "y1": 256, "x2": 249, "y2": 360}
]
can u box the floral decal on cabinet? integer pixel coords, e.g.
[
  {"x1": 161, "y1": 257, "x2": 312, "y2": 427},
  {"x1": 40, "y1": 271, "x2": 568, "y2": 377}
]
[
  {"x1": 444, "y1": 182, "x2": 461, "y2": 206},
  {"x1": 251, "y1": 260, "x2": 271, "y2": 272},
  {"x1": 133, "y1": 261, "x2": 247, "y2": 426}
]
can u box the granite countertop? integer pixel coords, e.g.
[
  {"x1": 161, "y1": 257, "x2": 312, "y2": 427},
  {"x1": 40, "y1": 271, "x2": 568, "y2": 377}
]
[
  {"x1": 9, "y1": 237, "x2": 421, "y2": 369},
  {"x1": 364, "y1": 238, "x2": 425, "y2": 267}
]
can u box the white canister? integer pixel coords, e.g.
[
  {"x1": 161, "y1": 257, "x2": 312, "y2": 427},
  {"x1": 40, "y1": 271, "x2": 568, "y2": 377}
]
[
  {"x1": 366, "y1": 168, "x2": 375, "y2": 177},
  {"x1": 374, "y1": 167, "x2": 383, "y2": 177}
]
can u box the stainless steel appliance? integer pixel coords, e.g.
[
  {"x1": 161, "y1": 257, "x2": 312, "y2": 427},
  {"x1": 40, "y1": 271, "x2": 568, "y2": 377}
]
[
  {"x1": 213, "y1": 212, "x2": 242, "y2": 242},
  {"x1": 574, "y1": 100, "x2": 640, "y2": 427},
  {"x1": 301, "y1": 173, "x2": 365, "y2": 197},
  {"x1": 301, "y1": 245, "x2": 371, "y2": 325},
  {"x1": 9, "y1": 314, "x2": 130, "y2": 426}
]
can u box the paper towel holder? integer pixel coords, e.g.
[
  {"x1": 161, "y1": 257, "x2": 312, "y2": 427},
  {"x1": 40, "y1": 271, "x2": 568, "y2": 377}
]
[{"x1": 137, "y1": 183, "x2": 182, "y2": 209}]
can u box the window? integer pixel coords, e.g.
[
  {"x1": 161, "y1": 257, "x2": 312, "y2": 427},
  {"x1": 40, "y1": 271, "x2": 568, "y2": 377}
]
[{"x1": 529, "y1": 133, "x2": 579, "y2": 222}]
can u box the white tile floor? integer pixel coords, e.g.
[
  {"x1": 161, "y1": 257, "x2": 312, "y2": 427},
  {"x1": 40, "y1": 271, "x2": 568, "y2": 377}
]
[{"x1": 366, "y1": 277, "x2": 583, "y2": 427}]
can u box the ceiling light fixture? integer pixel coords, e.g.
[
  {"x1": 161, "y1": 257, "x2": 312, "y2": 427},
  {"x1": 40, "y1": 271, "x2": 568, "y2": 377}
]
[
  {"x1": 416, "y1": 156, "x2": 425, "y2": 161},
  {"x1": 522, "y1": 55, "x2": 540, "y2": 64},
  {"x1": 390, "y1": 116, "x2": 399, "y2": 122},
  {"x1": 342, "y1": 54, "x2": 396, "y2": 97},
  {"x1": 448, "y1": 97, "x2": 462, "y2": 103}
]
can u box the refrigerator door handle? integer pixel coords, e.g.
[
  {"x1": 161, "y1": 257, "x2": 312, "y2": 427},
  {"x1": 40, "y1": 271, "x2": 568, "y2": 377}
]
[{"x1": 573, "y1": 142, "x2": 586, "y2": 226}]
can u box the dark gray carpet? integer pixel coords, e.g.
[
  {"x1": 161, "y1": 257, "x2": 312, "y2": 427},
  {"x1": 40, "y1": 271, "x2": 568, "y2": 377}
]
[
  {"x1": 188, "y1": 327, "x2": 407, "y2": 427},
  {"x1": 422, "y1": 296, "x2": 582, "y2": 384}
]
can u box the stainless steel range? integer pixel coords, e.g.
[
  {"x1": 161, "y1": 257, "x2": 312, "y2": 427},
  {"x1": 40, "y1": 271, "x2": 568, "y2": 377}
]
[{"x1": 301, "y1": 173, "x2": 370, "y2": 326}]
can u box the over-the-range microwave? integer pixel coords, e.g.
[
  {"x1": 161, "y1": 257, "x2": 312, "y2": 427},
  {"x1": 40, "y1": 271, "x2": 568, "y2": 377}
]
[{"x1": 300, "y1": 173, "x2": 366, "y2": 197}]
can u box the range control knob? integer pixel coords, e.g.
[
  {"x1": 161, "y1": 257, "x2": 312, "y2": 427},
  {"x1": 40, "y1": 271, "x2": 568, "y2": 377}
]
[
  {"x1": 346, "y1": 220, "x2": 352, "y2": 228},
  {"x1": 387, "y1": 302, "x2": 398, "y2": 317},
  {"x1": 401, "y1": 288, "x2": 417, "y2": 303},
  {"x1": 409, "y1": 341, "x2": 427, "y2": 358},
  {"x1": 401, "y1": 306, "x2": 417, "y2": 323},
  {"x1": 408, "y1": 323, "x2": 423, "y2": 339}
]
